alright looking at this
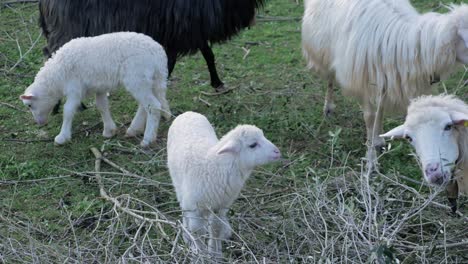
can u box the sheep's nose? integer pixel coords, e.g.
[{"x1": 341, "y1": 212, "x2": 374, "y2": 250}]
[
  {"x1": 425, "y1": 163, "x2": 439, "y2": 175},
  {"x1": 425, "y1": 163, "x2": 444, "y2": 185},
  {"x1": 272, "y1": 147, "x2": 281, "y2": 160}
]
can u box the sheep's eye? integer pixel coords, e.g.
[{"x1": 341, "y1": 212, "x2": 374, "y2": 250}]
[
  {"x1": 26, "y1": 104, "x2": 31, "y2": 108},
  {"x1": 249, "y1": 142, "x2": 257, "y2": 149},
  {"x1": 405, "y1": 135, "x2": 412, "y2": 142},
  {"x1": 444, "y1": 124, "x2": 453, "y2": 131}
]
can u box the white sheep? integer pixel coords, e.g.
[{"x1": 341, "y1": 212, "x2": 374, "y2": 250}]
[
  {"x1": 20, "y1": 32, "x2": 171, "y2": 147},
  {"x1": 381, "y1": 94, "x2": 468, "y2": 212},
  {"x1": 167, "y1": 111, "x2": 281, "y2": 257},
  {"x1": 301, "y1": 0, "x2": 468, "y2": 166}
]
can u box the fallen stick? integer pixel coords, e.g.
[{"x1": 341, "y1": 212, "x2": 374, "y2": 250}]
[
  {"x1": 200, "y1": 86, "x2": 237, "y2": 96},
  {"x1": 398, "y1": 240, "x2": 468, "y2": 251},
  {"x1": 256, "y1": 15, "x2": 301, "y2": 22},
  {"x1": 90, "y1": 147, "x2": 175, "y2": 230},
  {"x1": 2, "y1": 0, "x2": 38, "y2": 6},
  {"x1": 0, "y1": 101, "x2": 26, "y2": 112}
]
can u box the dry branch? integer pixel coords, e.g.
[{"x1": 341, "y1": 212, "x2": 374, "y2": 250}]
[
  {"x1": 0, "y1": 101, "x2": 26, "y2": 112},
  {"x1": 200, "y1": 86, "x2": 237, "y2": 96},
  {"x1": 2, "y1": 0, "x2": 37, "y2": 7},
  {"x1": 90, "y1": 147, "x2": 175, "y2": 228},
  {"x1": 256, "y1": 15, "x2": 301, "y2": 22}
]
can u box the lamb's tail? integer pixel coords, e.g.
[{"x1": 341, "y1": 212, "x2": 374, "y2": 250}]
[{"x1": 153, "y1": 71, "x2": 171, "y2": 121}]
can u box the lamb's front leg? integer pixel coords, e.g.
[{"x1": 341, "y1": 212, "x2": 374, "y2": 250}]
[
  {"x1": 126, "y1": 105, "x2": 147, "y2": 137},
  {"x1": 140, "y1": 96, "x2": 162, "y2": 148},
  {"x1": 95, "y1": 93, "x2": 117, "y2": 138},
  {"x1": 183, "y1": 210, "x2": 208, "y2": 254},
  {"x1": 55, "y1": 97, "x2": 81, "y2": 145},
  {"x1": 208, "y1": 209, "x2": 231, "y2": 259}
]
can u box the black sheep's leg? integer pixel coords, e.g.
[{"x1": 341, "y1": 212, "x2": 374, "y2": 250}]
[
  {"x1": 167, "y1": 50, "x2": 177, "y2": 77},
  {"x1": 79, "y1": 102, "x2": 87, "y2": 111},
  {"x1": 52, "y1": 100, "x2": 61, "y2": 115},
  {"x1": 200, "y1": 42, "x2": 224, "y2": 91},
  {"x1": 53, "y1": 101, "x2": 87, "y2": 115}
]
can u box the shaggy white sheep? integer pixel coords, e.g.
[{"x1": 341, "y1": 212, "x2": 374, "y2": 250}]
[
  {"x1": 167, "y1": 111, "x2": 281, "y2": 257},
  {"x1": 381, "y1": 94, "x2": 468, "y2": 212},
  {"x1": 302, "y1": 0, "x2": 468, "y2": 165},
  {"x1": 20, "y1": 32, "x2": 171, "y2": 147}
]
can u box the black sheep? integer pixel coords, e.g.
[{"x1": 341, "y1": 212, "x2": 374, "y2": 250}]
[{"x1": 39, "y1": 0, "x2": 264, "y2": 91}]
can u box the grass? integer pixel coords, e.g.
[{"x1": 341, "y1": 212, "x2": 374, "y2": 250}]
[{"x1": 0, "y1": 0, "x2": 467, "y2": 263}]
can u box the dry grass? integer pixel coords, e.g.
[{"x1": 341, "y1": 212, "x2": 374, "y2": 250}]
[{"x1": 1, "y1": 142, "x2": 467, "y2": 263}]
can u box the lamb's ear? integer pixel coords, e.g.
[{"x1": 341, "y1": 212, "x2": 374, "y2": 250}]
[
  {"x1": 458, "y1": 28, "x2": 468, "y2": 48},
  {"x1": 450, "y1": 111, "x2": 468, "y2": 127},
  {"x1": 380, "y1": 125, "x2": 406, "y2": 139},
  {"x1": 20, "y1": 94, "x2": 35, "y2": 100},
  {"x1": 217, "y1": 140, "x2": 240, "y2": 155}
]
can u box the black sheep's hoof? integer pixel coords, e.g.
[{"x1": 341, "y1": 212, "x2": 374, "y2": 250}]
[
  {"x1": 214, "y1": 83, "x2": 227, "y2": 92},
  {"x1": 78, "y1": 102, "x2": 88, "y2": 112}
]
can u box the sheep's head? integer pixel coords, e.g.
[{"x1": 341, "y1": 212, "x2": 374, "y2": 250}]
[
  {"x1": 20, "y1": 85, "x2": 56, "y2": 126},
  {"x1": 381, "y1": 103, "x2": 468, "y2": 186},
  {"x1": 454, "y1": 5, "x2": 468, "y2": 64},
  {"x1": 217, "y1": 125, "x2": 281, "y2": 169}
]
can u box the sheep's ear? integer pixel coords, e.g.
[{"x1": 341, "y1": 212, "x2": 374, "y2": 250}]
[
  {"x1": 458, "y1": 28, "x2": 468, "y2": 48},
  {"x1": 450, "y1": 111, "x2": 468, "y2": 127},
  {"x1": 20, "y1": 94, "x2": 35, "y2": 100},
  {"x1": 380, "y1": 125, "x2": 406, "y2": 139},
  {"x1": 217, "y1": 140, "x2": 240, "y2": 155}
]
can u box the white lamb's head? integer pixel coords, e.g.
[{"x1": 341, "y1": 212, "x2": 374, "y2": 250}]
[
  {"x1": 216, "y1": 125, "x2": 281, "y2": 169},
  {"x1": 381, "y1": 96, "x2": 468, "y2": 186},
  {"x1": 20, "y1": 83, "x2": 57, "y2": 126},
  {"x1": 454, "y1": 5, "x2": 468, "y2": 64}
]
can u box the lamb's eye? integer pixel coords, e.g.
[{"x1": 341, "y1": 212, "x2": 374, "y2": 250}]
[
  {"x1": 405, "y1": 135, "x2": 412, "y2": 142},
  {"x1": 444, "y1": 124, "x2": 453, "y2": 131},
  {"x1": 249, "y1": 142, "x2": 257, "y2": 149},
  {"x1": 26, "y1": 104, "x2": 31, "y2": 108}
]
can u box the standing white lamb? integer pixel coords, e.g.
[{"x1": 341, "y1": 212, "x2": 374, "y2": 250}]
[
  {"x1": 381, "y1": 94, "x2": 468, "y2": 212},
  {"x1": 167, "y1": 111, "x2": 281, "y2": 258},
  {"x1": 20, "y1": 32, "x2": 171, "y2": 147},
  {"x1": 302, "y1": 0, "x2": 468, "y2": 166}
]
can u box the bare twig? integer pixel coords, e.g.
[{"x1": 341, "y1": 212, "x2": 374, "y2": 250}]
[
  {"x1": 0, "y1": 101, "x2": 26, "y2": 112},
  {"x1": 200, "y1": 86, "x2": 237, "y2": 96},
  {"x1": 2, "y1": 0, "x2": 38, "y2": 7},
  {"x1": 256, "y1": 15, "x2": 301, "y2": 22},
  {"x1": 90, "y1": 147, "x2": 176, "y2": 227},
  {"x1": 8, "y1": 32, "x2": 42, "y2": 72}
]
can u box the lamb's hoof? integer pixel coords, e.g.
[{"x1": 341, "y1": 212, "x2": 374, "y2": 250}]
[
  {"x1": 103, "y1": 128, "x2": 117, "y2": 138},
  {"x1": 54, "y1": 134, "x2": 70, "y2": 145},
  {"x1": 140, "y1": 139, "x2": 153, "y2": 148},
  {"x1": 323, "y1": 103, "x2": 336, "y2": 118},
  {"x1": 324, "y1": 108, "x2": 334, "y2": 117},
  {"x1": 125, "y1": 128, "x2": 143, "y2": 138},
  {"x1": 164, "y1": 113, "x2": 172, "y2": 121}
]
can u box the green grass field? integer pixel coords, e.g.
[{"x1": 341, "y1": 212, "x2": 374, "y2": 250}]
[{"x1": 1, "y1": 0, "x2": 467, "y2": 262}]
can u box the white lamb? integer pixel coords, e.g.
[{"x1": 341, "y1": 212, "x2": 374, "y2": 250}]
[
  {"x1": 302, "y1": 0, "x2": 468, "y2": 165},
  {"x1": 167, "y1": 111, "x2": 281, "y2": 257},
  {"x1": 381, "y1": 94, "x2": 468, "y2": 212},
  {"x1": 20, "y1": 32, "x2": 171, "y2": 147}
]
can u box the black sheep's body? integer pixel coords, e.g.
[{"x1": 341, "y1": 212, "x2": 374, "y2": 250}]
[{"x1": 39, "y1": 0, "x2": 264, "y2": 90}]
